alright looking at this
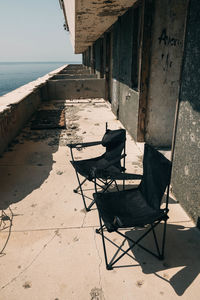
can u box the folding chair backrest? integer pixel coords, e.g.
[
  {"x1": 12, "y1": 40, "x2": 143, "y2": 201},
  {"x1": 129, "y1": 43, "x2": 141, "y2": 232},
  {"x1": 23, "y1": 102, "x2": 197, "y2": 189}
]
[
  {"x1": 139, "y1": 144, "x2": 171, "y2": 210},
  {"x1": 101, "y1": 129, "x2": 126, "y2": 169},
  {"x1": 102, "y1": 129, "x2": 126, "y2": 151}
]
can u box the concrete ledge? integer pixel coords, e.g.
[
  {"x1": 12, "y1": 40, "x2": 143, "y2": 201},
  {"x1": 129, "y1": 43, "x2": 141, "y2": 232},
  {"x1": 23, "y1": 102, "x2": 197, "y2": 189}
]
[
  {"x1": 0, "y1": 91, "x2": 41, "y2": 155},
  {"x1": 0, "y1": 65, "x2": 67, "y2": 155},
  {"x1": 63, "y1": 64, "x2": 83, "y2": 70},
  {"x1": 51, "y1": 74, "x2": 97, "y2": 80},
  {"x1": 59, "y1": 69, "x2": 91, "y2": 75},
  {"x1": 47, "y1": 78, "x2": 106, "y2": 99}
]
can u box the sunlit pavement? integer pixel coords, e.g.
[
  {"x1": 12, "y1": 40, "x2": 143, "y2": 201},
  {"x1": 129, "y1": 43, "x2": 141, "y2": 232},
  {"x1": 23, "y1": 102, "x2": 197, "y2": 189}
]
[{"x1": 0, "y1": 98, "x2": 199, "y2": 300}]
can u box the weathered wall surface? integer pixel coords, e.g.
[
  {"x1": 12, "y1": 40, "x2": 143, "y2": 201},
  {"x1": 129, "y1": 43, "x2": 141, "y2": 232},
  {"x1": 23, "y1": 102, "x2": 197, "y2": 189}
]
[
  {"x1": 0, "y1": 65, "x2": 67, "y2": 155},
  {"x1": 47, "y1": 79, "x2": 105, "y2": 100},
  {"x1": 70, "y1": 0, "x2": 137, "y2": 53},
  {"x1": 145, "y1": 0, "x2": 188, "y2": 147},
  {"x1": 51, "y1": 74, "x2": 97, "y2": 80},
  {"x1": 171, "y1": 0, "x2": 200, "y2": 228},
  {"x1": 0, "y1": 92, "x2": 41, "y2": 155},
  {"x1": 111, "y1": 9, "x2": 140, "y2": 140},
  {"x1": 111, "y1": 22, "x2": 120, "y2": 116},
  {"x1": 59, "y1": 69, "x2": 91, "y2": 75},
  {"x1": 94, "y1": 39, "x2": 102, "y2": 79},
  {"x1": 118, "y1": 84, "x2": 139, "y2": 139}
]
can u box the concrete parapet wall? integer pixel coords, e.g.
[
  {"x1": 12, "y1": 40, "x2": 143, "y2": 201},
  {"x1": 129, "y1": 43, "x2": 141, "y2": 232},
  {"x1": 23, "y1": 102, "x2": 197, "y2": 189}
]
[
  {"x1": 47, "y1": 78, "x2": 105, "y2": 99},
  {"x1": 51, "y1": 74, "x2": 97, "y2": 80},
  {"x1": 64, "y1": 64, "x2": 83, "y2": 70},
  {"x1": 0, "y1": 91, "x2": 41, "y2": 155},
  {"x1": 59, "y1": 69, "x2": 91, "y2": 75},
  {"x1": 0, "y1": 65, "x2": 67, "y2": 155}
]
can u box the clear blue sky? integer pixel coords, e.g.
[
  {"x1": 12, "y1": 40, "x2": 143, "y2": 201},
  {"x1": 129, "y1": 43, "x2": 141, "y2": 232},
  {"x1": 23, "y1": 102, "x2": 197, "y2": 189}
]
[{"x1": 0, "y1": 0, "x2": 81, "y2": 62}]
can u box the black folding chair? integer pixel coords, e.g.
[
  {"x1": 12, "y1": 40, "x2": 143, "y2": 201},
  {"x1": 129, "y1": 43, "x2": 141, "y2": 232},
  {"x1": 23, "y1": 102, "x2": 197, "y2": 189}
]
[
  {"x1": 67, "y1": 124, "x2": 127, "y2": 211},
  {"x1": 93, "y1": 144, "x2": 172, "y2": 270}
]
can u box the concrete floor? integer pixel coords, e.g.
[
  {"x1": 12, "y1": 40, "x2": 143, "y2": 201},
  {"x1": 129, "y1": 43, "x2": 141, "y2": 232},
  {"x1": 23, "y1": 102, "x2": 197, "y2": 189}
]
[{"x1": 0, "y1": 99, "x2": 200, "y2": 300}]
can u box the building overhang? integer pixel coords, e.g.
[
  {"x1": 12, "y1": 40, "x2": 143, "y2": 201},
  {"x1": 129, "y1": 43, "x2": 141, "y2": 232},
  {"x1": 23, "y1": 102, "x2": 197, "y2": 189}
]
[{"x1": 61, "y1": 0, "x2": 138, "y2": 54}]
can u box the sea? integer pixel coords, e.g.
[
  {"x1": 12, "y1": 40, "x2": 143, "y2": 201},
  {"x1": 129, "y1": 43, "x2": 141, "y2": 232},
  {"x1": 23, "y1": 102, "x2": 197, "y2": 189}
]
[{"x1": 0, "y1": 61, "x2": 80, "y2": 97}]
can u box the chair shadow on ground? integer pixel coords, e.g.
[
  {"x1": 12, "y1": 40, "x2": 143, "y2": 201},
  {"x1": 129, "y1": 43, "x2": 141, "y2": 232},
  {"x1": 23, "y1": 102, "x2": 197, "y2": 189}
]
[
  {"x1": 125, "y1": 223, "x2": 200, "y2": 296},
  {"x1": 96, "y1": 183, "x2": 199, "y2": 295}
]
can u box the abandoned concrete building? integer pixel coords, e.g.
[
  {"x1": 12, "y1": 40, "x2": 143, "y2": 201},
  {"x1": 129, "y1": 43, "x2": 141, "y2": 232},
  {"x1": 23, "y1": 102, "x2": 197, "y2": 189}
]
[
  {"x1": 60, "y1": 0, "x2": 200, "y2": 228},
  {"x1": 0, "y1": 0, "x2": 199, "y2": 298}
]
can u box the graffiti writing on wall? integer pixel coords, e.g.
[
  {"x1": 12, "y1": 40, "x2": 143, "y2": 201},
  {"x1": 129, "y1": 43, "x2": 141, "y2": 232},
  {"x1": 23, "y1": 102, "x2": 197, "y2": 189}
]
[
  {"x1": 161, "y1": 53, "x2": 173, "y2": 72},
  {"x1": 158, "y1": 28, "x2": 183, "y2": 73},
  {"x1": 158, "y1": 28, "x2": 182, "y2": 47}
]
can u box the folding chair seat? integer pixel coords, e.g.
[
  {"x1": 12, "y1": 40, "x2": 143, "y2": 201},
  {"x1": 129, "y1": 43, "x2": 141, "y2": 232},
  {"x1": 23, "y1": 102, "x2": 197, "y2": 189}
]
[
  {"x1": 67, "y1": 124, "x2": 127, "y2": 211},
  {"x1": 93, "y1": 143, "x2": 172, "y2": 270}
]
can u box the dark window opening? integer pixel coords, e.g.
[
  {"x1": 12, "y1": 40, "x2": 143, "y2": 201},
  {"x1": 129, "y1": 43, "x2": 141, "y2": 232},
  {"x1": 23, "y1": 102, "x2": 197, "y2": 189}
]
[{"x1": 131, "y1": 6, "x2": 141, "y2": 90}]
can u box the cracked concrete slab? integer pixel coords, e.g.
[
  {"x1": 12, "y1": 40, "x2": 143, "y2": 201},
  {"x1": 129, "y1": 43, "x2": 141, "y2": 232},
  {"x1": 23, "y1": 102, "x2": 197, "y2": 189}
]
[{"x1": 0, "y1": 228, "x2": 103, "y2": 300}]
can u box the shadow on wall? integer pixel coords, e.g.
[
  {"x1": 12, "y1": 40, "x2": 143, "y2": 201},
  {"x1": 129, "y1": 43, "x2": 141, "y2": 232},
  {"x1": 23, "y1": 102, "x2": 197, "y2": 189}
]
[
  {"x1": 179, "y1": 0, "x2": 200, "y2": 113},
  {"x1": 93, "y1": 8, "x2": 138, "y2": 92},
  {"x1": 172, "y1": 0, "x2": 200, "y2": 230}
]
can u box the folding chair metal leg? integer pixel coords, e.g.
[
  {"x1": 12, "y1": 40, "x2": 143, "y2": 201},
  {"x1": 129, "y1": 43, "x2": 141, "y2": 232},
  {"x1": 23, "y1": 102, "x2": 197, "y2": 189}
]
[
  {"x1": 73, "y1": 178, "x2": 87, "y2": 193},
  {"x1": 74, "y1": 169, "x2": 91, "y2": 211},
  {"x1": 74, "y1": 172, "x2": 116, "y2": 211},
  {"x1": 123, "y1": 142, "x2": 126, "y2": 190},
  {"x1": 96, "y1": 219, "x2": 168, "y2": 269},
  {"x1": 113, "y1": 180, "x2": 120, "y2": 192},
  {"x1": 97, "y1": 213, "x2": 110, "y2": 270},
  {"x1": 151, "y1": 224, "x2": 162, "y2": 259},
  {"x1": 87, "y1": 199, "x2": 96, "y2": 211},
  {"x1": 161, "y1": 219, "x2": 168, "y2": 260}
]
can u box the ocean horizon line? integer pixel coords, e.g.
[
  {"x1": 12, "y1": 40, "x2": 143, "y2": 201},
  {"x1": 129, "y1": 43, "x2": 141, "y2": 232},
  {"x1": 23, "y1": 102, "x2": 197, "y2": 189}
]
[{"x1": 0, "y1": 61, "x2": 82, "y2": 97}]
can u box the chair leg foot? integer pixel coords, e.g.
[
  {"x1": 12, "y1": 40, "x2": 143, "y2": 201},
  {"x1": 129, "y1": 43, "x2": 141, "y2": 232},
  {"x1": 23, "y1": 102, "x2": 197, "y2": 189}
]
[
  {"x1": 96, "y1": 228, "x2": 100, "y2": 234},
  {"x1": 159, "y1": 255, "x2": 164, "y2": 260},
  {"x1": 86, "y1": 207, "x2": 90, "y2": 212},
  {"x1": 73, "y1": 189, "x2": 78, "y2": 193},
  {"x1": 106, "y1": 265, "x2": 113, "y2": 270}
]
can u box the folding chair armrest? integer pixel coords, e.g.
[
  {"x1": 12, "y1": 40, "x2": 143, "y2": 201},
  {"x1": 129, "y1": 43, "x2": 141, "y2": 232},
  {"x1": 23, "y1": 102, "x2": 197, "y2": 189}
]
[
  {"x1": 105, "y1": 172, "x2": 143, "y2": 180},
  {"x1": 92, "y1": 168, "x2": 142, "y2": 180},
  {"x1": 67, "y1": 141, "x2": 102, "y2": 149}
]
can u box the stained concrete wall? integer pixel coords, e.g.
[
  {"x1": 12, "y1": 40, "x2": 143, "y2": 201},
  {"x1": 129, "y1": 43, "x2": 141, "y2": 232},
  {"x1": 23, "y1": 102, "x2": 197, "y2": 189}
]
[
  {"x1": 47, "y1": 78, "x2": 105, "y2": 100},
  {"x1": 111, "y1": 8, "x2": 140, "y2": 140},
  {"x1": 94, "y1": 38, "x2": 102, "y2": 79},
  {"x1": 63, "y1": 0, "x2": 137, "y2": 53},
  {"x1": 145, "y1": 0, "x2": 188, "y2": 147},
  {"x1": 171, "y1": 0, "x2": 200, "y2": 228},
  {"x1": 111, "y1": 22, "x2": 120, "y2": 117},
  {"x1": 0, "y1": 91, "x2": 41, "y2": 155}
]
